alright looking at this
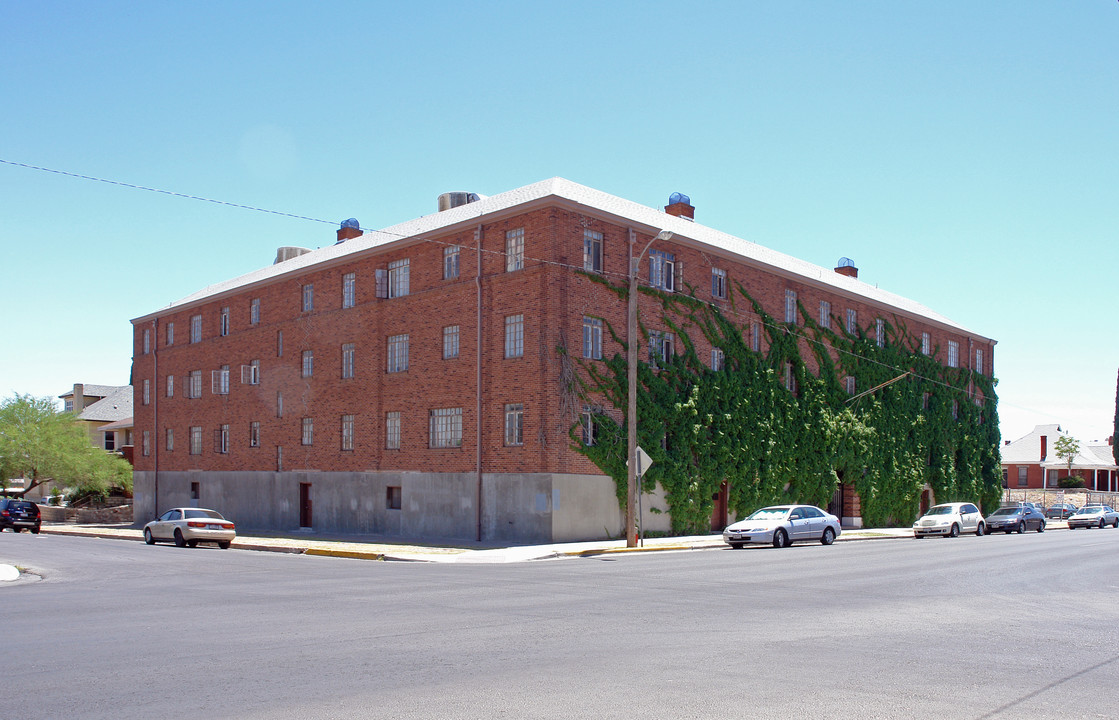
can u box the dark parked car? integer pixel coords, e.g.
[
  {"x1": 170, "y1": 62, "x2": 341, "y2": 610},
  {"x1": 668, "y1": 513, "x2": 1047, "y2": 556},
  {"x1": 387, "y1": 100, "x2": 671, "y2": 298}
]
[
  {"x1": 1045, "y1": 503, "x2": 1077, "y2": 520},
  {"x1": 0, "y1": 498, "x2": 41, "y2": 533},
  {"x1": 986, "y1": 504, "x2": 1045, "y2": 533}
]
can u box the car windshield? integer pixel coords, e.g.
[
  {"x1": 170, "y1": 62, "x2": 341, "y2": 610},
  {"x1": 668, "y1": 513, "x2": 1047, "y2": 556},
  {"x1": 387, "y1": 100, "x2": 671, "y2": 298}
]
[
  {"x1": 925, "y1": 506, "x2": 956, "y2": 516},
  {"x1": 990, "y1": 508, "x2": 1018, "y2": 516},
  {"x1": 1073, "y1": 507, "x2": 1099, "y2": 515},
  {"x1": 747, "y1": 507, "x2": 790, "y2": 521},
  {"x1": 183, "y1": 509, "x2": 224, "y2": 520}
]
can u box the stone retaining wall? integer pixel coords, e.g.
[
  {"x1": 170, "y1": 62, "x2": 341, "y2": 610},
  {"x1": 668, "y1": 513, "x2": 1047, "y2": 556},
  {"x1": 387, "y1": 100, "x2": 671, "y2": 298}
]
[{"x1": 39, "y1": 504, "x2": 134, "y2": 525}]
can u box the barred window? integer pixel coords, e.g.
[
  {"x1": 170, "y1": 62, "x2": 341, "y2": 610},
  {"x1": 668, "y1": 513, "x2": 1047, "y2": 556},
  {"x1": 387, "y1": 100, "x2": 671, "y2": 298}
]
[
  {"x1": 845, "y1": 376, "x2": 856, "y2": 395},
  {"x1": 242, "y1": 359, "x2": 261, "y2": 385},
  {"x1": 784, "y1": 362, "x2": 798, "y2": 395},
  {"x1": 250, "y1": 298, "x2": 260, "y2": 325},
  {"x1": 249, "y1": 421, "x2": 260, "y2": 448},
  {"x1": 142, "y1": 328, "x2": 150, "y2": 355},
  {"x1": 386, "y1": 411, "x2": 401, "y2": 450},
  {"x1": 506, "y1": 228, "x2": 524, "y2": 272},
  {"x1": 582, "y1": 317, "x2": 602, "y2": 360},
  {"x1": 443, "y1": 325, "x2": 460, "y2": 360},
  {"x1": 975, "y1": 348, "x2": 984, "y2": 374},
  {"x1": 649, "y1": 249, "x2": 675, "y2": 291},
  {"x1": 142, "y1": 379, "x2": 150, "y2": 406},
  {"x1": 784, "y1": 289, "x2": 797, "y2": 324},
  {"x1": 220, "y1": 307, "x2": 230, "y2": 337},
  {"x1": 504, "y1": 403, "x2": 524, "y2": 446},
  {"x1": 189, "y1": 370, "x2": 202, "y2": 399},
  {"x1": 165, "y1": 428, "x2": 174, "y2": 452},
  {"x1": 948, "y1": 340, "x2": 959, "y2": 368},
  {"x1": 215, "y1": 424, "x2": 229, "y2": 454},
  {"x1": 166, "y1": 322, "x2": 175, "y2": 346},
  {"x1": 212, "y1": 366, "x2": 230, "y2": 395},
  {"x1": 710, "y1": 348, "x2": 725, "y2": 371},
  {"x1": 342, "y1": 272, "x2": 356, "y2": 309},
  {"x1": 819, "y1": 301, "x2": 831, "y2": 329},
  {"x1": 341, "y1": 414, "x2": 354, "y2": 451},
  {"x1": 190, "y1": 314, "x2": 202, "y2": 343},
  {"x1": 302, "y1": 350, "x2": 314, "y2": 378},
  {"x1": 429, "y1": 407, "x2": 463, "y2": 448},
  {"x1": 712, "y1": 268, "x2": 727, "y2": 299},
  {"x1": 190, "y1": 426, "x2": 202, "y2": 455},
  {"x1": 302, "y1": 284, "x2": 314, "y2": 312},
  {"x1": 388, "y1": 259, "x2": 410, "y2": 298},
  {"x1": 142, "y1": 431, "x2": 150, "y2": 457},
  {"x1": 444, "y1": 245, "x2": 460, "y2": 280},
  {"x1": 387, "y1": 334, "x2": 409, "y2": 373},
  {"x1": 922, "y1": 332, "x2": 930, "y2": 355},
  {"x1": 504, "y1": 314, "x2": 524, "y2": 358},
  {"x1": 341, "y1": 343, "x2": 355, "y2": 379},
  {"x1": 580, "y1": 407, "x2": 598, "y2": 446},
  {"x1": 846, "y1": 309, "x2": 857, "y2": 334},
  {"x1": 751, "y1": 321, "x2": 761, "y2": 353},
  {"x1": 302, "y1": 417, "x2": 314, "y2": 446},
  {"x1": 583, "y1": 229, "x2": 603, "y2": 273},
  {"x1": 649, "y1": 329, "x2": 674, "y2": 367},
  {"x1": 876, "y1": 318, "x2": 885, "y2": 348},
  {"x1": 166, "y1": 375, "x2": 174, "y2": 398}
]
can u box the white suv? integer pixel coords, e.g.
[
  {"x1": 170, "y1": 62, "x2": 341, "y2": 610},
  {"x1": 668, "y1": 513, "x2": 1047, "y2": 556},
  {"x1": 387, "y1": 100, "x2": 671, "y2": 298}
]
[{"x1": 913, "y1": 502, "x2": 985, "y2": 538}]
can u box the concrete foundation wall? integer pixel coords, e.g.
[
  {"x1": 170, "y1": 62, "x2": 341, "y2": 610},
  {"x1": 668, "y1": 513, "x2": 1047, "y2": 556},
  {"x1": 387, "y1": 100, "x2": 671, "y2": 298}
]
[{"x1": 133, "y1": 470, "x2": 671, "y2": 544}]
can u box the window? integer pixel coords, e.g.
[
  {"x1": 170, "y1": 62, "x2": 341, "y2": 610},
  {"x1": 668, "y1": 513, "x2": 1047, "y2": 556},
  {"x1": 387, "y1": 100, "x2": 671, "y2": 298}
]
[
  {"x1": 711, "y1": 268, "x2": 727, "y2": 299},
  {"x1": 165, "y1": 428, "x2": 174, "y2": 452},
  {"x1": 142, "y1": 431, "x2": 150, "y2": 457},
  {"x1": 1017, "y1": 467, "x2": 1028, "y2": 487},
  {"x1": 242, "y1": 359, "x2": 261, "y2": 385},
  {"x1": 387, "y1": 334, "x2": 409, "y2": 373},
  {"x1": 846, "y1": 309, "x2": 857, "y2": 334},
  {"x1": 212, "y1": 365, "x2": 230, "y2": 395},
  {"x1": 580, "y1": 407, "x2": 598, "y2": 446},
  {"x1": 388, "y1": 259, "x2": 410, "y2": 298},
  {"x1": 649, "y1": 249, "x2": 675, "y2": 291},
  {"x1": 277, "y1": 391, "x2": 284, "y2": 418},
  {"x1": 215, "y1": 424, "x2": 229, "y2": 454},
  {"x1": 302, "y1": 417, "x2": 314, "y2": 446},
  {"x1": 341, "y1": 343, "x2": 355, "y2": 379},
  {"x1": 249, "y1": 421, "x2": 260, "y2": 448},
  {"x1": 784, "y1": 289, "x2": 797, "y2": 324},
  {"x1": 64, "y1": 398, "x2": 73, "y2": 412},
  {"x1": 951, "y1": 400, "x2": 959, "y2": 420},
  {"x1": 220, "y1": 307, "x2": 230, "y2": 337},
  {"x1": 342, "y1": 272, "x2": 356, "y2": 309},
  {"x1": 102, "y1": 431, "x2": 115, "y2": 452},
  {"x1": 921, "y1": 332, "x2": 930, "y2": 355},
  {"x1": 188, "y1": 370, "x2": 202, "y2": 399},
  {"x1": 302, "y1": 284, "x2": 314, "y2": 312},
  {"x1": 166, "y1": 322, "x2": 174, "y2": 346},
  {"x1": 142, "y1": 328, "x2": 151, "y2": 355},
  {"x1": 784, "y1": 362, "x2": 797, "y2": 395},
  {"x1": 386, "y1": 486, "x2": 402, "y2": 510},
  {"x1": 710, "y1": 348, "x2": 725, "y2": 371},
  {"x1": 429, "y1": 407, "x2": 463, "y2": 448},
  {"x1": 190, "y1": 482, "x2": 200, "y2": 501},
  {"x1": 582, "y1": 317, "x2": 602, "y2": 360},
  {"x1": 302, "y1": 350, "x2": 314, "y2": 378},
  {"x1": 386, "y1": 411, "x2": 401, "y2": 450},
  {"x1": 142, "y1": 379, "x2": 150, "y2": 406},
  {"x1": 649, "y1": 329, "x2": 673, "y2": 367},
  {"x1": 504, "y1": 314, "x2": 524, "y2": 358},
  {"x1": 443, "y1": 326, "x2": 460, "y2": 360},
  {"x1": 276, "y1": 446, "x2": 283, "y2": 472},
  {"x1": 819, "y1": 301, "x2": 831, "y2": 329},
  {"x1": 922, "y1": 392, "x2": 931, "y2": 410},
  {"x1": 250, "y1": 298, "x2": 260, "y2": 325},
  {"x1": 341, "y1": 414, "x2": 354, "y2": 451},
  {"x1": 444, "y1": 245, "x2": 460, "y2": 280},
  {"x1": 751, "y1": 322, "x2": 761, "y2": 352},
  {"x1": 190, "y1": 314, "x2": 202, "y2": 343},
  {"x1": 504, "y1": 403, "x2": 524, "y2": 446},
  {"x1": 506, "y1": 228, "x2": 524, "y2": 271},
  {"x1": 583, "y1": 229, "x2": 603, "y2": 273},
  {"x1": 876, "y1": 318, "x2": 885, "y2": 348},
  {"x1": 948, "y1": 340, "x2": 959, "y2": 368},
  {"x1": 277, "y1": 330, "x2": 283, "y2": 357},
  {"x1": 976, "y1": 348, "x2": 984, "y2": 374},
  {"x1": 190, "y1": 426, "x2": 202, "y2": 455},
  {"x1": 166, "y1": 375, "x2": 174, "y2": 398},
  {"x1": 845, "y1": 376, "x2": 856, "y2": 395}
]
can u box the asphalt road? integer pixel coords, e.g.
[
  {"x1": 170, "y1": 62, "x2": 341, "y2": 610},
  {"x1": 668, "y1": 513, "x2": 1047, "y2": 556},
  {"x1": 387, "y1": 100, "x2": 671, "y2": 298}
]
[{"x1": 3, "y1": 527, "x2": 1118, "y2": 720}]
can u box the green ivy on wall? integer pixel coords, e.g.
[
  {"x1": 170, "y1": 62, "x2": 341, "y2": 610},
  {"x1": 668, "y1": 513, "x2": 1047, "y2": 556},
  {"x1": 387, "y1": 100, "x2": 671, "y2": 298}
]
[{"x1": 568, "y1": 274, "x2": 1001, "y2": 535}]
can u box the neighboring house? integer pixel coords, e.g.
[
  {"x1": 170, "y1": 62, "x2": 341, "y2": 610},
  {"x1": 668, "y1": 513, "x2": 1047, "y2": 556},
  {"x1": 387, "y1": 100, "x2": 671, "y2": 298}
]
[
  {"x1": 1001, "y1": 424, "x2": 1117, "y2": 491},
  {"x1": 130, "y1": 178, "x2": 996, "y2": 543},
  {"x1": 60, "y1": 383, "x2": 134, "y2": 451}
]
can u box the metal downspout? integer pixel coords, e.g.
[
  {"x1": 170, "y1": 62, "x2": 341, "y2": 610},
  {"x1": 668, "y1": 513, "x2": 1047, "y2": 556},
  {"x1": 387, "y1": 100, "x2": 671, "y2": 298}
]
[
  {"x1": 151, "y1": 319, "x2": 159, "y2": 517},
  {"x1": 475, "y1": 224, "x2": 484, "y2": 542}
]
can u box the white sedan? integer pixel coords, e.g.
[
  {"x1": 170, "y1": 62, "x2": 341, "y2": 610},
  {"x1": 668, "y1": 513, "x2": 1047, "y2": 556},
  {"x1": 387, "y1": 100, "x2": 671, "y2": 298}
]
[
  {"x1": 143, "y1": 508, "x2": 236, "y2": 549},
  {"x1": 723, "y1": 505, "x2": 841, "y2": 549}
]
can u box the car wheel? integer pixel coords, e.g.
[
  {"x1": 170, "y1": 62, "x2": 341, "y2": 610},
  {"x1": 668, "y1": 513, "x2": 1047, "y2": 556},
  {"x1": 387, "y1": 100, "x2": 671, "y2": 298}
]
[
  {"x1": 144, "y1": 528, "x2": 155, "y2": 545},
  {"x1": 1037, "y1": 521, "x2": 1045, "y2": 533},
  {"x1": 1017, "y1": 522, "x2": 1026, "y2": 534},
  {"x1": 821, "y1": 527, "x2": 836, "y2": 545},
  {"x1": 218, "y1": 541, "x2": 231, "y2": 550},
  {"x1": 976, "y1": 523, "x2": 985, "y2": 537},
  {"x1": 174, "y1": 529, "x2": 187, "y2": 548},
  {"x1": 1099, "y1": 519, "x2": 1105, "y2": 529},
  {"x1": 913, "y1": 534, "x2": 923, "y2": 539},
  {"x1": 947, "y1": 523, "x2": 960, "y2": 538},
  {"x1": 772, "y1": 529, "x2": 788, "y2": 548},
  {"x1": 31, "y1": 524, "x2": 40, "y2": 534},
  {"x1": 187, "y1": 539, "x2": 198, "y2": 548},
  {"x1": 1113, "y1": 519, "x2": 1118, "y2": 529}
]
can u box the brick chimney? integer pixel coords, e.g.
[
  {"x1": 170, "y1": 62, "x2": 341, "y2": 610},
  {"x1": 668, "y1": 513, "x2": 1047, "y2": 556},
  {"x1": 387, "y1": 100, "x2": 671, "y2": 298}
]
[
  {"x1": 835, "y1": 257, "x2": 858, "y2": 279},
  {"x1": 336, "y1": 218, "x2": 363, "y2": 244},
  {"x1": 664, "y1": 192, "x2": 694, "y2": 221},
  {"x1": 1040, "y1": 435, "x2": 1047, "y2": 461}
]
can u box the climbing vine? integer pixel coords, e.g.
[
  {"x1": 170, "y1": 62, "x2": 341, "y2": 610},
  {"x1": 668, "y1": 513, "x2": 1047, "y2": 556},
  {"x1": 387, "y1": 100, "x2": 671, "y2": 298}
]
[{"x1": 568, "y1": 273, "x2": 1001, "y2": 534}]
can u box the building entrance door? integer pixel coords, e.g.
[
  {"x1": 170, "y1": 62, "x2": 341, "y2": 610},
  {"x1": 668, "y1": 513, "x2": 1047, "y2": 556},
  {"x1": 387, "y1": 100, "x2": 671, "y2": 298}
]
[
  {"x1": 710, "y1": 481, "x2": 728, "y2": 531},
  {"x1": 299, "y1": 482, "x2": 312, "y2": 528}
]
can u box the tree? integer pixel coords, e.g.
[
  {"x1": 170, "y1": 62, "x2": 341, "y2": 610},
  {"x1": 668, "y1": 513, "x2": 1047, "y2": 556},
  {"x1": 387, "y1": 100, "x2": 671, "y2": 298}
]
[
  {"x1": 1053, "y1": 434, "x2": 1080, "y2": 484},
  {"x1": 0, "y1": 394, "x2": 132, "y2": 498}
]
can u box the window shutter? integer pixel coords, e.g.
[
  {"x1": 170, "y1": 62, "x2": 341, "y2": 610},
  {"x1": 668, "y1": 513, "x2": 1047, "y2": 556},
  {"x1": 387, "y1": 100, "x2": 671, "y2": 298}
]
[
  {"x1": 673, "y1": 260, "x2": 681, "y2": 291},
  {"x1": 212, "y1": 370, "x2": 220, "y2": 394},
  {"x1": 375, "y1": 269, "x2": 388, "y2": 299},
  {"x1": 213, "y1": 429, "x2": 221, "y2": 453},
  {"x1": 241, "y1": 365, "x2": 251, "y2": 384},
  {"x1": 664, "y1": 261, "x2": 675, "y2": 292}
]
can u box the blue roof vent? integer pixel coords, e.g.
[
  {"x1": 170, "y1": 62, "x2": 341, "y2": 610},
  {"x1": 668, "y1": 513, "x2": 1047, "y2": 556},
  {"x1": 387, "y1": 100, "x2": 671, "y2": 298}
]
[
  {"x1": 341, "y1": 218, "x2": 360, "y2": 230},
  {"x1": 838, "y1": 257, "x2": 855, "y2": 268},
  {"x1": 669, "y1": 192, "x2": 691, "y2": 206}
]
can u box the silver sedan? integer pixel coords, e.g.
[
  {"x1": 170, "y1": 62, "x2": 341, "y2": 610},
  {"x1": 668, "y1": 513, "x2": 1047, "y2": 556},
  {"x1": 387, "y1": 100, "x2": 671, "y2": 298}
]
[
  {"x1": 1067, "y1": 505, "x2": 1119, "y2": 530},
  {"x1": 723, "y1": 505, "x2": 841, "y2": 549},
  {"x1": 143, "y1": 507, "x2": 236, "y2": 548}
]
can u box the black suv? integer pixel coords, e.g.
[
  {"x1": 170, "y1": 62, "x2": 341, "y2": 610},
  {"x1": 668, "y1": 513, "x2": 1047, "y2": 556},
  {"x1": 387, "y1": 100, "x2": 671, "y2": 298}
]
[{"x1": 0, "y1": 498, "x2": 41, "y2": 533}]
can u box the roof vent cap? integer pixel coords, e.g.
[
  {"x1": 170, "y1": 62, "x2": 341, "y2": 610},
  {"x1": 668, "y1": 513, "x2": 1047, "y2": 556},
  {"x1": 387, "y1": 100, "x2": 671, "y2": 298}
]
[
  {"x1": 669, "y1": 192, "x2": 691, "y2": 206},
  {"x1": 341, "y1": 218, "x2": 360, "y2": 230},
  {"x1": 838, "y1": 257, "x2": 855, "y2": 268}
]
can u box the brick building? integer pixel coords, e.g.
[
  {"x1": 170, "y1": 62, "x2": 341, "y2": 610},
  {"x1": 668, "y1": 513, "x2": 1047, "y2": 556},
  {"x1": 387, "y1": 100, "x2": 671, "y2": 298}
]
[
  {"x1": 1001, "y1": 424, "x2": 1117, "y2": 491},
  {"x1": 130, "y1": 178, "x2": 996, "y2": 542}
]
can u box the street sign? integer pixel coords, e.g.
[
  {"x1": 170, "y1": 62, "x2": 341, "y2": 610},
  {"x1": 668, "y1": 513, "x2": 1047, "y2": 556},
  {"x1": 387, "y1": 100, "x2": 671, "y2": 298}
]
[{"x1": 627, "y1": 445, "x2": 654, "y2": 478}]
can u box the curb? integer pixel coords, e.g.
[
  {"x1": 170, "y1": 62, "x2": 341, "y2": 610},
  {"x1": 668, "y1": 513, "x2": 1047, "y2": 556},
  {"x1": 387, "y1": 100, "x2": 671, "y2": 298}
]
[
  {"x1": 304, "y1": 548, "x2": 385, "y2": 561},
  {"x1": 564, "y1": 543, "x2": 715, "y2": 557}
]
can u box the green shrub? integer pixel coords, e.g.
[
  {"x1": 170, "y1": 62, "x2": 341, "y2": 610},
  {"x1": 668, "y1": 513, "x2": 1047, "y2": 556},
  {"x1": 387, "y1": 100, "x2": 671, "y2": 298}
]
[{"x1": 1057, "y1": 475, "x2": 1085, "y2": 488}]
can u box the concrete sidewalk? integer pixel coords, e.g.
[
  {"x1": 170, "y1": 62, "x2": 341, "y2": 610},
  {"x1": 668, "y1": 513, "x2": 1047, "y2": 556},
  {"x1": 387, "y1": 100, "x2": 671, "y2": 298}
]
[{"x1": 30, "y1": 523, "x2": 920, "y2": 563}]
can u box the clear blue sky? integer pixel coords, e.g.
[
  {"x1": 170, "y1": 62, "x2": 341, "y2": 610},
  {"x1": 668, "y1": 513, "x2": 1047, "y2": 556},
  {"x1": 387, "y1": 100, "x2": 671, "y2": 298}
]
[{"x1": 3, "y1": 1, "x2": 1117, "y2": 444}]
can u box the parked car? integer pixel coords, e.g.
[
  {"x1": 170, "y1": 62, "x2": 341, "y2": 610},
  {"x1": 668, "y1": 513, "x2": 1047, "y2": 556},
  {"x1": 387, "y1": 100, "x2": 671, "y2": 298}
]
[
  {"x1": 913, "y1": 502, "x2": 985, "y2": 538},
  {"x1": 1045, "y1": 503, "x2": 1077, "y2": 520},
  {"x1": 986, "y1": 505, "x2": 1045, "y2": 533},
  {"x1": 0, "y1": 498, "x2": 41, "y2": 533},
  {"x1": 723, "y1": 505, "x2": 841, "y2": 549},
  {"x1": 143, "y1": 508, "x2": 236, "y2": 548},
  {"x1": 1067, "y1": 505, "x2": 1119, "y2": 530}
]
